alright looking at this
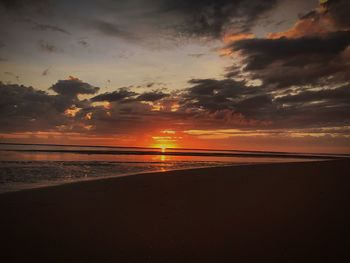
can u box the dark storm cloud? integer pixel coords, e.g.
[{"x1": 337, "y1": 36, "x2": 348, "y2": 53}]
[
  {"x1": 50, "y1": 77, "x2": 99, "y2": 97},
  {"x1": 182, "y1": 78, "x2": 253, "y2": 111},
  {"x1": 180, "y1": 0, "x2": 350, "y2": 129},
  {"x1": 1, "y1": 75, "x2": 350, "y2": 136},
  {"x1": 137, "y1": 91, "x2": 169, "y2": 102},
  {"x1": 234, "y1": 94, "x2": 274, "y2": 118},
  {"x1": 226, "y1": 30, "x2": 350, "y2": 88},
  {"x1": 0, "y1": 82, "x2": 67, "y2": 132},
  {"x1": 0, "y1": 79, "x2": 184, "y2": 135},
  {"x1": 232, "y1": 31, "x2": 350, "y2": 70},
  {"x1": 181, "y1": 78, "x2": 350, "y2": 128},
  {"x1": 187, "y1": 79, "x2": 247, "y2": 96},
  {"x1": 275, "y1": 85, "x2": 350, "y2": 104},
  {"x1": 324, "y1": 0, "x2": 350, "y2": 29},
  {"x1": 182, "y1": 78, "x2": 272, "y2": 120},
  {"x1": 158, "y1": 0, "x2": 277, "y2": 38},
  {"x1": 1, "y1": 0, "x2": 350, "y2": 137},
  {"x1": 220, "y1": 0, "x2": 350, "y2": 90},
  {"x1": 91, "y1": 88, "x2": 137, "y2": 102},
  {"x1": 0, "y1": 80, "x2": 103, "y2": 133}
]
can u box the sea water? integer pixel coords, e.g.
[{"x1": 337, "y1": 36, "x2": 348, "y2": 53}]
[{"x1": 0, "y1": 143, "x2": 335, "y2": 193}]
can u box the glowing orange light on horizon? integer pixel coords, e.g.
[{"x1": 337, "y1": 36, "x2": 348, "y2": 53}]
[{"x1": 151, "y1": 130, "x2": 179, "y2": 150}]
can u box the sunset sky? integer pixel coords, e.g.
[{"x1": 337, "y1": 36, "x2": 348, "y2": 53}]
[{"x1": 0, "y1": 0, "x2": 349, "y2": 153}]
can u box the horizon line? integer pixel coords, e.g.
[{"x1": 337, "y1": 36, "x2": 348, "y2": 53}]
[{"x1": 0, "y1": 142, "x2": 349, "y2": 157}]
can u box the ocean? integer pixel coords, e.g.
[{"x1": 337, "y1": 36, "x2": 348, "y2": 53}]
[{"x1": 0, "y1": 143, "x2": 340, "y2": 193}]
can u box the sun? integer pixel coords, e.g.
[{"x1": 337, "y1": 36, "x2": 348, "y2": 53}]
[
  {"x1": 161, "y1": 145, "x2": 167, "y2": 153},
  {"x1": 151, "y1": 130, "x2": 180, "y2": 150}
]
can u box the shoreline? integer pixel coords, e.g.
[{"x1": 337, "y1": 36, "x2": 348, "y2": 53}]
[
  {"x1": 0, "y1": 159, "x2": 325, "y2": 194},
  {"x1": 0, "y1": 163, "x2": 235, "y2": 194},
  {"x1": 1, "y1": 159, "x2": 350, "y2": 262}
]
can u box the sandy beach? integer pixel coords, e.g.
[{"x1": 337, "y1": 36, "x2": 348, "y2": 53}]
[{"x1": 1, "y1": 159, "x2": 350, "y2": 262}]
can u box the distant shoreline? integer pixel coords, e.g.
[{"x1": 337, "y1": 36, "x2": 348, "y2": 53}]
[
  {"x1": 1, "y1": 142, "x2": 349, "y2": 157},
  {"x1": 3, "y1": 148, "x2": 347, "y2": 160}
]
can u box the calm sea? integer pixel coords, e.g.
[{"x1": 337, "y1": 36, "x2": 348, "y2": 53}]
[{"x1": 0, "y1": 143, "x2": 340, "y2": 193}]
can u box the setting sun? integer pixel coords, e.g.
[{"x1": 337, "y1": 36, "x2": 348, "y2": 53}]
[{"x1": 151, "y1": 130, "x2": 181, "y2": 149}]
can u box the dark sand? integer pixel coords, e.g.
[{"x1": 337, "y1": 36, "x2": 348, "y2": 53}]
[{"x1": 1, "y1": 160, "x2": 350, "y2": 262}]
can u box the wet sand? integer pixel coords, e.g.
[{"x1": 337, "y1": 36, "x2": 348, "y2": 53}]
[{"x1": 1, "y1": 159, "x2": 350, "y2": 262}]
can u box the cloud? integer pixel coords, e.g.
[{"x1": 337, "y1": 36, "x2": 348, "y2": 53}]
[
  {"x1": 137, "y1": 91, "x2": 170, "y2": 102},
  {"x1": 91, "y1": 88, "x2": 137, "y2": 102},
  {"x1": 32, "y1": 23, "x2": 70, "y2": 35},
  {"x1": 326, "y1": 0, "x2": 350, "y2": 29},
  {"x1": 0, "y1": 0, "x2": 51, "y2": 14},
  {"x1": 1, "y1": 74, "x2": 350, "y2": 144},
  {"x1": 0, "y1": 82, "x2": 66, "y2": 132},
  {"x1": 80, "y1": 0, "x2": 279, "y2": 41},
  {"x1": 157, "y1": 0, "x2": 278, "y2": 38},
  {"x1": 225, "y1": 30, "x2": 350, "y2": 88},
  {"x1": 268, "y1": 0, "x2": 350, "y2": 39},
  {"x1": 180, "y1": 78, "x2": 350, "y2": 129},
  {"x1": 50, "y1": 76, "x2": 100, "y2": 97},
  {"x1": 38, "y1": 40, "x2": 62, "y2": 53},
  {"x1": 183, "y1": 0, "x2": 350, "y2": 130},
  {"x1": 181, "y1": 78, "x2": 251, "y2": 110},
  {"x1": 188, "y1": 53, "x2": 205, "y2": 58},
  {"x1": 78, "y1": 39, "x2": 88, "y2": 47},
  {"x1": 89, "y1": 19, "x2": 138, "y2": 42},
  {"x1": 232, "y1": 30, "x2": 350, "y2": 70},
  {"x1": 275, "y1": 84, "x2": 350, "y2": 104},
  {"x1": 0, "y1": 79, "x2": 99, "y2": 133},
  {"x1": 221, "y1": 0, "x2": 350, "y2": 91},
  {"x1": 42, "y1": 67, "x2": 50, "y2": 76}
]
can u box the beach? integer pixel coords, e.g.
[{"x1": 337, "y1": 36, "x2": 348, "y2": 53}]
[{"x1": 1, "y1": 159, "x2": 349, "y2": 262}]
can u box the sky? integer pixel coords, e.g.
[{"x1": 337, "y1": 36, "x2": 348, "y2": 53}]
[{"x1": 0, "y1": 0, "x2": 349, "y2": 153}]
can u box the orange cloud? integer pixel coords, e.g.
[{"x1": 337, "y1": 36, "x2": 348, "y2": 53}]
[
  {"x1": 219, "y1": 33, "x2": 255, "y2": 57},
  {"x1": 222, "y1": 33, "x2": 255, "y2": 44},
  {"x1": 269, "y1": 17, "x2": 333, "y2": 39},
  {"x1": 64, "y1": 106, "x2": 81, "y2": 117},
  {"x1": 268, "y1": 3, "x2": 338, "y2": 39},
  {"x1": 68, "y1": 75, "x2": 84, "y2": 82}
]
